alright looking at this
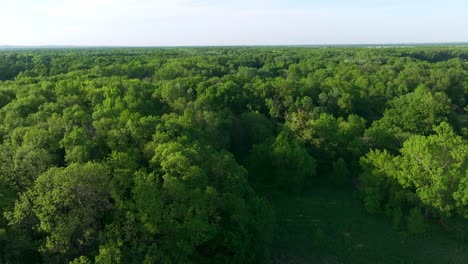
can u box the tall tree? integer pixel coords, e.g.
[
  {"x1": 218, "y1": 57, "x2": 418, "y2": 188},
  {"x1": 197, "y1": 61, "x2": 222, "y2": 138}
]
[{"x1": 8, "y1": 163, "x2": 113, "y2": 261}]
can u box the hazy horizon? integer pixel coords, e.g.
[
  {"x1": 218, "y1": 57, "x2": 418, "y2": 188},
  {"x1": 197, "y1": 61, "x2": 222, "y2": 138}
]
[
  {"x1": 2, "y1": 42, "x2": 468, "y2": 49},
  {"x1": 2, "y1": 0, "x2": 468, "y2": 46}
]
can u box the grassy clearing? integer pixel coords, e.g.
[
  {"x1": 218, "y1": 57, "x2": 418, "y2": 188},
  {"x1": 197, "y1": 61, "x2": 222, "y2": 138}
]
[
  {"x1": 456, "y1": 113, "x2": 468, "y2": 129},
  {"x1": 270, "y1": 181, "x2": 468, "y2": 264}
]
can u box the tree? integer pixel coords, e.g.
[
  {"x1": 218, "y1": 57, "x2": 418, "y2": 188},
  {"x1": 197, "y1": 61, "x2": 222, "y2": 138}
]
[
  {"x1": 230, "y1": 111, "x2": 275, "y2": 158},
  {"x1": 392, "y1": 122, "x2": 468, "y2": 217},
  {"x1": 60, "y1": 127, "x2": 95, "y2": 164},
  {"x1": 360, "y1": 122, "x2": 468, "y2": 219},
  {"x1": 245, "y1": 130, "x2": 317, "y2": 192},
  {"x1": 130, "y1": 140, "x2": 274, "y2": 263},
  {"x1": 286, "y1": 112, "x2": 366, "y2": 166},
  {"x1": 366, "y1": 85, "x2": 452, "y2": 150},
  {"x1": 8, "y1": 163, "x2": 113, "y2": 261},
  {"x1": 1, "y1": 46, "x2": 468, "y2": 262}
]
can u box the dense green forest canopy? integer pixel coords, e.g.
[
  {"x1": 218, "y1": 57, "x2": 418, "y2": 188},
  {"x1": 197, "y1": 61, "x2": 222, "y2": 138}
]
[{"x1": 0, "y1": 47, "x2": 467, "y2": 263}]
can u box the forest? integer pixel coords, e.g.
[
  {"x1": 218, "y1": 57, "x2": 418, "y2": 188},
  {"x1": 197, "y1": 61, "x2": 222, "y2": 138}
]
[{"x1": 0, "y1": 47, "x2": 467, "y2": 263}]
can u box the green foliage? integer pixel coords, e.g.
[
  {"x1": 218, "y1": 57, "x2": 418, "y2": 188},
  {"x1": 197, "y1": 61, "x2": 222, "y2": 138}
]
[
  {"x1": 286, "y1": 112, "x2": 367, "y2": 165},
  {"x1": 8, "y1": 163, "x2": 112, "y2": 259},
  {"x1": 0, "y1": 47, "x2": 467, "y2": 263},
  {"x1": 454, "y1": 174, "x2": 468, "y2": 218},
  {"x1": 359, "y1": 149, "x2": 402, "y2": 213},
  {"x1": 366, "y1": 85, "x2": 453, "y2": 150},
  {"x1": 70, "y1": 256, "x2": 92, "y2": 264},
  {"x1": 92, "y1": 106, "x2": 274, "y2": 263},
  {"x1": 246, "y1": 130, "x2": 317, "y2": 192},
  {"x1": 360, "y1": 122, "x2": 467, "y2": 222},
  {"x1": 230, "y1": 111, "x2": 275, "y2": 158},
  {"x1": 130, "y1": 141, "x2": 274, "y2": 263},
  {"x1": 393, "y1": 122, "x2": 468, "y2": 216}
]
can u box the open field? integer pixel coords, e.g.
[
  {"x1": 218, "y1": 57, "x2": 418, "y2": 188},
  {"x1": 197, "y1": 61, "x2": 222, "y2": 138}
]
[{"x1": 272, "y1": 181, "x2": 468, "y2": 264}]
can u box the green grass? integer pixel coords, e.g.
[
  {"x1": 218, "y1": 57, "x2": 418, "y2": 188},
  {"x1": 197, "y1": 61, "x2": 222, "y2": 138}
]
[
  {"x1": 270, "y1": 181, "x2": 468, "y2": 264},
  {"x1": 456, "y1": 113, "x2": 468, "y2": 129}
]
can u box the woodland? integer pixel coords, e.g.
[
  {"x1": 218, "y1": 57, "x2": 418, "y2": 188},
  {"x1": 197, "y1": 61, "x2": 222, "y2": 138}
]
[{"x1": 0, "y1": 47, "x2": 467, "y2": 263}]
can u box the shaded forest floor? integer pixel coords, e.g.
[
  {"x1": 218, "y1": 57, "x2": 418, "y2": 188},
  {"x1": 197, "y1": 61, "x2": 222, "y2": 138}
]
[
  {"x1": 270, "y1": 180, "x2": 468, "y2": 264},
  {"x1": 456, "y1": 113, "x2": 468, "y2": 129}
]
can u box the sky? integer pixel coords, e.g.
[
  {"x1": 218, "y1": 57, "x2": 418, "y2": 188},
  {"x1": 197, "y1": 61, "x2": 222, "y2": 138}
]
[{"x1": 1, "y1": 0, "x2": 468, "y2": 46}]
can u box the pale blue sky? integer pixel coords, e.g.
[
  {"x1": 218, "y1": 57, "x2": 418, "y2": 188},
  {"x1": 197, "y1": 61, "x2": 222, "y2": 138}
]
[{"x1": 1, "y1": 0, "x2": 468, "y2": 46}]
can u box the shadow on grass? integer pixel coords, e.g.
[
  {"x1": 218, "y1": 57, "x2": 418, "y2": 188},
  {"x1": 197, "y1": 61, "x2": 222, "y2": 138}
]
[{"x1": 269, "y1": 179, "x2": 468, "y2": 264}]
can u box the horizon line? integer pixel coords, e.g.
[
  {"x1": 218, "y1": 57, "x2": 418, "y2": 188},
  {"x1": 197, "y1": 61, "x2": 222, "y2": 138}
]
[{"x1": 2, "y1": 42, "x2": 468, "y2": 49}]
